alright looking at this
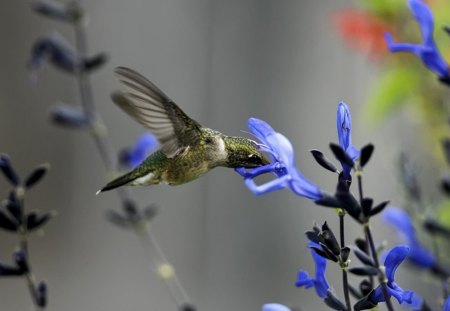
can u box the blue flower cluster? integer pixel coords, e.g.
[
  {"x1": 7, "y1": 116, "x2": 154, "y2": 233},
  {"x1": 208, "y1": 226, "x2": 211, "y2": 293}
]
[
  {"x1": 235, "y1": 118, "x2": 323, "y2": 200},
  {"x1": 236, "y1": 102, "x2": 360, "y2": 201},
  {"x1": 385, "y1": 0, "x2": 450, "y2": 81}
]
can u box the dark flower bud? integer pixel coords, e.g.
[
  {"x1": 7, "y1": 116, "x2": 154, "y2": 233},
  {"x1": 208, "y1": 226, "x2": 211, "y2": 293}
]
[
  {"x1": 29, "y1": 33, "x2": 77, "y2": 74},
  {"x1": 49, "y1": 104, "x2": 89, "y2": 128},
  {"x1": 14, "y1": 250, "x2": 29, "y2": 273},
  {"x1": 315, "y1": 192, "x2": 342, "y2": 208},
  {"x1": 430, "y1": 262, "x2": 450, "y2": 279},
  {"x1": 353, "y1": 247, "x2": 375, "y2": 267},
  {"x1": 0, "y1": 154, "x2": 20, "y2": 186},
  {"x1": 348, "y1": 284, "x2": 363, "y2": 299},
  {"x1": 349, "y1": 266, "x2": 378, "y2": 276},
  {"x1": 444, "y1": 25, "x2": 450, "y2": 36},
  {"x1": 359, "y1": 144, "x2": 374, "y2": 168},
  {"x1": 338, "y1": 171, "x2": 352, "y2": 189},
  {"x1": 359, "y1": 280, "x2": 373, "y2": 296},
  {"x1": 0, "y1": 263, "x2": 25, "y2": 276},
  {"x1": 26, "y1": 212, "x2": 54, "y2": 231},
  {"x1": 25, "y1": 163, "x2": 50, "y2": 189},
  {"x1": 0, "y1": 210, "x2": 19, "y2": 232},
  {"x1": 180, "y1": 303, "x2": 197, "y2": 311},
  {"x1": 310, "y1": 149, "x2": 338, "y2": 173},
  {"x1": 312, "y1": 222, "x2": 321, "y2": 234},
  {"x1": 106, "y1": 210, "x2": 130, "y2": 229},
  {"x1": 341, "y1": 246, "x2": 350, "y2": 262},
  {"x1": 330, "y1": 143, "x2": 354, "y2": 168},
  {"x1": 83, "y1": 53, "x2": 109, "y2": 72},
  {"x1": 31, "y1": 0, "x2": 79, "y2": 23},
  {"x1": 355, "y1": 238, "x2": 369, "y2": 254},
  {"x1": 324, "y1": 290, "x2": 347, "y2": 311},
  {"x1": 321, "y1": 222, "x2": 340, "y2": 256},
  {"x1": 441, "y1": 176, "x2": 450, "y2": 196},
  {"x1": 5, "y1": 198, "x2": 22, "y2": 224},
  {"x1": 335, "y1": 188, "x2": 361, "y2": 222},
  {"x1": 310, "y1": 245, "x2": 338, "y2": 262},
  {"x1": 29, "y1": 33, "x2": 108, "y2": 77},
  {"x1": 419, "y1": 301, "x2": 433, "y2": 311},
  {"x1": 36, "y1": 281, "x2": 48, "y2": 307},
  {"x1": 369, "y1": 201, "x2": 389, "y2": 217},
  {"x1": 361, "y1": 198, "x2": 373, "y2": 217},
  {"x1": 143, "y1": 204, "x2": 158, "y2": 221},
  {"x1": 123, "y1": 200, "x2": 138, "y2": 217},
  {"x1": 424, "y1": 218, "x2": 450, "y2": 236},
  {"x1": 305, "y1": 230, "x2": 324, "y2": 245},
  {"x1": 442, "y1": 138, "x2": 450, "y2": 166},
  {"x1": 354, "y1": 291, "x2": 377, "y2": 311}
]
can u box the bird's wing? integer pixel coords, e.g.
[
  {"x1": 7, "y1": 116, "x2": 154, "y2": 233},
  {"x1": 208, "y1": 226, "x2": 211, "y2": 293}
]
[{"x1": 112, "y1": 66, "x2": 202, "y2": 158}]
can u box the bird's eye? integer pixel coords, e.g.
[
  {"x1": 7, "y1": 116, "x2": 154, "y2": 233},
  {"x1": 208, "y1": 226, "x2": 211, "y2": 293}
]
[
  {"x1": 248, "y1": 154, "x2": 262, "y2": 164},
  {"x1": 205, "y1": 137, "x2": 213, "y2": 144}
]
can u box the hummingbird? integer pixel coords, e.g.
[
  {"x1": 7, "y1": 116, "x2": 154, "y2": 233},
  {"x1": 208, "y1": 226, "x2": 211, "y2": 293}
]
[{"x1": 97, "y1": 67, "x2": 269, "y2": 193}]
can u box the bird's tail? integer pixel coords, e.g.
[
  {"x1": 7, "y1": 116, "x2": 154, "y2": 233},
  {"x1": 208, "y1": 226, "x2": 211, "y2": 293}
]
[{"x1": 96, "y1": 171, "x2": 138, "y2": 195}]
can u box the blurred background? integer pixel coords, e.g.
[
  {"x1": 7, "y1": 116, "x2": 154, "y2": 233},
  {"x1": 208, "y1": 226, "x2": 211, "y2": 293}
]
[{"x1": 0, "y1": 0, "x2": 448, "y2": 310}]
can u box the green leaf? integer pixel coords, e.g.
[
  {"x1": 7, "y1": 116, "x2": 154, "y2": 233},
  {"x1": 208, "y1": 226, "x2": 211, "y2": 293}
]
[
  {"x1": 359, "y1": 0, "x2": 405, "y2": 16},
  {"x1": 436, "y1": 200, "x2": 450, "y2": 227},
  {"x1": 362, "y1": 66, "x2": 420, "y2": 124}
]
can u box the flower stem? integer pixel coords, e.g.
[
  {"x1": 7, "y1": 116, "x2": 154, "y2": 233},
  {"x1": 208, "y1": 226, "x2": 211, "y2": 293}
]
[
  {"x1": 339, "y1": 212, "x2": 351, "y2": 311},
  {"x1": 17, "y1": 194, "x2": 44, "y2": 311},
  {"x1": 364, "y1": 225, "x2": 395, "y2": 311},
  {"x1": 357, "y1": 172, "x2": 394, "y2": 311},
  {"x1": 70, "y1": 4, "x2": 194, "y2": 309},
  {"x1": 137, "y1": 223, "x2": 193, "y2": 306}
]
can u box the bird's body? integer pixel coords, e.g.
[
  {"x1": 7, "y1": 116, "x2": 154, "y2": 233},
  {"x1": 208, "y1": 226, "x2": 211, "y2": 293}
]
[{"x1": 97, "y1": 67, "x2": 268, "y2": 193}]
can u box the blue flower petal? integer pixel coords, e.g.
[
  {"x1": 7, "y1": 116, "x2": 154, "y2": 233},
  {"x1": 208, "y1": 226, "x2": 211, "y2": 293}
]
[
  {"x1": 371, "y1": 246, "x2": 423, "y2": 308},
  {"x1": 238, "y1": 118, "x2": 322, "y2": 200},
  {"x1": 336, "y1": 102, "x2": 360, "y2": 177},
  {"x1": 385, "y1": 0, "x2": 449, "y2": 79},
  {"x1": 295, "y1": 270, "x2": 314, "y2": 289},
  {"x1": 262, "y1": 304, "x2": 292, "y2": 311},
  {"x1": 296, "y1": 242, "x2": 329, "y2": 299},
  {"x1": 443, "y1": 296, "x2": 450, "y2": 311},
  {"x1": 384, "y1": 207, "x2": 436, "y2": 268},
  {"x1": 384, "y1": 245, "x2": 409, "y2": 283},
  {"x1": 120, "y1": 133, "x2": 159, "y2": 168},
  {"x1": 409, "y1": 0, "x2": 434, "y2": 46}
]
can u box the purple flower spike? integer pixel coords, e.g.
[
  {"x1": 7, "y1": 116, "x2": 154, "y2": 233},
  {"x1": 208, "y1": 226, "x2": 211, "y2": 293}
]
[
  {"x1": 295, "y1": 242, "x2": 330, "y2": 299},
  {"x1": 383, "y1": 207, "x2": 436, "y2": 268},
  {"x1": 371, "y1": 245, "x2": 423, "y2": 309},
  {"x1": 262, "y1": 304, "x2": 292, "y2": 311},
  {"x1": 336, "y1": 102, "x2": 360, "y2": 178},
  {"x1": 120, "y1": 133, "x2": 159, "y2": 168},
  {"x1": 384, "y1": 0, "x2": 450, "y2": 79},
  {"x1": 236, "y1": 118, "x2": 322, "y2": 200}
]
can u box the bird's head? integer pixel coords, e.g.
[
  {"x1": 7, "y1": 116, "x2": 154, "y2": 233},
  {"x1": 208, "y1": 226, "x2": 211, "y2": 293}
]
[{"x1": 223, "y1": 136, "x2": 270, "y2": 168}]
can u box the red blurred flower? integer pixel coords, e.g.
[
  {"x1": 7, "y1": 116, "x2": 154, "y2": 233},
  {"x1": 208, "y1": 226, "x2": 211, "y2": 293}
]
[{"x1": 334, "y1": 9, "x2": 393, "y2": 59}]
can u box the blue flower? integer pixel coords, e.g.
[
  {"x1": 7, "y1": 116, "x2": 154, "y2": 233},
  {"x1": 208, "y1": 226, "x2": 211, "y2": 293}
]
[
  {"x1": 384, "y1": 0, "x2": 450, "y2": 79},
  {"x1": 235, "y1": 118, "x2": 322, "y2": 200},
  {"x1": 371, "y1": 245, "x2": 423, "y2": 308},
  {"x1": 120, "y1": 133, "x2": 159, "y2": 168},
  {"x1": 295, "y1": 242, "x2": 330, "y2": 299},
  {"x1": 383, "y1": 207, "x2": 436, "y2": 268},
  {"x1": 262, "y1": 304, "x2": 292, "y2": 311},
  {"x1": 336, "y1": 102, "x2": 360, "y2": 178},
  {"x1": 444, "y1": 296, "x2": 450, "y2": 311}
]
